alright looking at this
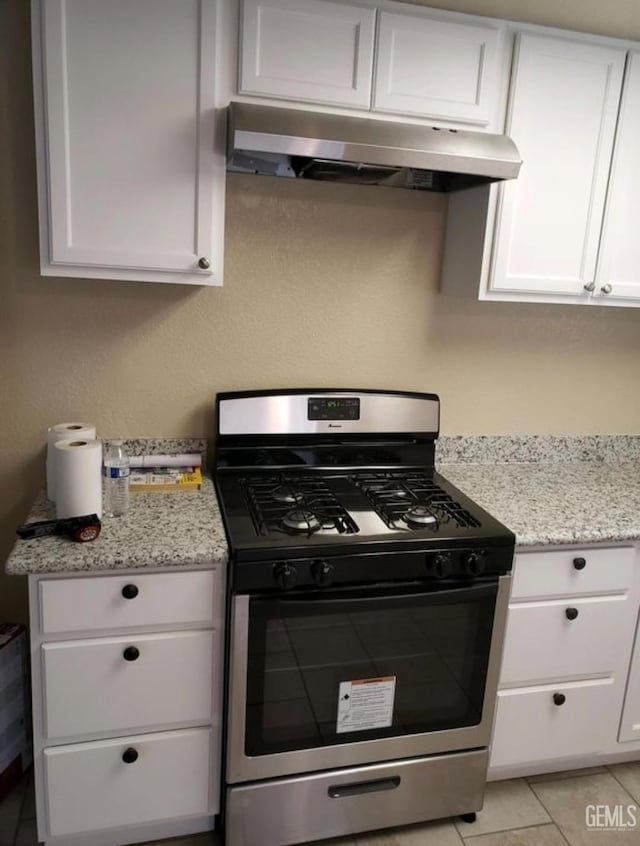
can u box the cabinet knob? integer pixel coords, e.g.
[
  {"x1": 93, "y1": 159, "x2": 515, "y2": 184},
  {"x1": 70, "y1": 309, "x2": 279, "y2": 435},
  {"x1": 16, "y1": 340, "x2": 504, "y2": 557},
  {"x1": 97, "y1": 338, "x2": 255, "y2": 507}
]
[
  {"x1": 122, "y1": 747, "x2": 138, "y2": 764},
  {"x1": 121, "y1": 584, "x2": 138, "y2": 600},
  {"x1": 573, "y1": 557, "x2": 586, "y2": 570},
  {"x1": 198, "y1": 257, "x2": 211, "y2": 270},
  {"x1": 123, "y1": 646, "x2": 140, "y2": 662},
  {"x1": 601, "y1": 283, "x2": 613, "y2": 294},
  {"x1": 565, "y1": 607, "x2": 579, "y2": 621},
  {"x1": 583, "y1": 281, "x2": 596, "y2": 292},
  {"x1": 553, "y1": 692, "x2": 566, "y2": 706}
]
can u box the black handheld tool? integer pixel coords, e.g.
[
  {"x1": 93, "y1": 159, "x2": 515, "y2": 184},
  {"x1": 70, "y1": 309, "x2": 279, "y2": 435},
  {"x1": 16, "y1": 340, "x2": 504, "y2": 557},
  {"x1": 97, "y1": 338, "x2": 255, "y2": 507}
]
[{"x1": 16, "y1": 514, "x2": 102, "y2": 543}]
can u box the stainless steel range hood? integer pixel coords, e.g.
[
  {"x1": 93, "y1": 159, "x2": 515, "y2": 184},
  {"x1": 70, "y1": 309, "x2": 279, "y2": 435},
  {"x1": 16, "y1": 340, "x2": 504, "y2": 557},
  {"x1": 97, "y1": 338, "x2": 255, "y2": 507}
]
[{"x1": 227, "y1": 102, "x2": 521, "y2": 193}]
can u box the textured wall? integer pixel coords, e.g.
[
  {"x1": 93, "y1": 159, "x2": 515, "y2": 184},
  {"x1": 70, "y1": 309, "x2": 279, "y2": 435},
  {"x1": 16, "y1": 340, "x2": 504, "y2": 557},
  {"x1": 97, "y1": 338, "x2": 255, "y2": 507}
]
[{"x1": 2, "y1": 0, "x2": 640, "y2": 622}]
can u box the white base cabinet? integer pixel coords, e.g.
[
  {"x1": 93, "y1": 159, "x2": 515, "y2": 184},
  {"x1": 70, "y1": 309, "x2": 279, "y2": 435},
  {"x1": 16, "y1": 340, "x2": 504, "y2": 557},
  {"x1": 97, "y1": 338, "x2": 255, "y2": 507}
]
[
  {"x1": 489, "y1": 545, "x2": 640, "y2": 779},
  {"x1": 29, "y1": 567, "x2": 224, "y2": 846},
  {"x1": 44, "y1": 728, "x2": 212, "y2": 838}
]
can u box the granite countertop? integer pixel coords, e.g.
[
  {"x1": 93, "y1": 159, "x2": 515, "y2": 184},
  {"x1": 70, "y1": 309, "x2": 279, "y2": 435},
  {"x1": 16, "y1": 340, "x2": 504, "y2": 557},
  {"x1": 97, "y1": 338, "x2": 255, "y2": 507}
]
[
  {"x1": 6, "y1": 477, "x2": 229, "y2": 576},
  {"x1": 7, "y1": 435, "x2": 640, "y2": 575},
  {"x1": 439, "y1": 460, "x2": 640, "y2": 548}
]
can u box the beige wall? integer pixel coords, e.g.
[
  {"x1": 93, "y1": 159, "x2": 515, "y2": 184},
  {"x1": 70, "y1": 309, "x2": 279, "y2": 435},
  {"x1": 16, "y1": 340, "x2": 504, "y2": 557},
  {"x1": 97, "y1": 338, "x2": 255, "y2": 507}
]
[{"x1": 2, "y1": 0, "x2": 640, "y2": 623}]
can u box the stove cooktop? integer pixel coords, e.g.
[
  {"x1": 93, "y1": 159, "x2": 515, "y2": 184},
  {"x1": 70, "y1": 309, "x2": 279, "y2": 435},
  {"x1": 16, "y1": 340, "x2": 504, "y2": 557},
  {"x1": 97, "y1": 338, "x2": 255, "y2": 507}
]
[{"x1": 214, "y1": 467, "x2": 513, "y2": 560}]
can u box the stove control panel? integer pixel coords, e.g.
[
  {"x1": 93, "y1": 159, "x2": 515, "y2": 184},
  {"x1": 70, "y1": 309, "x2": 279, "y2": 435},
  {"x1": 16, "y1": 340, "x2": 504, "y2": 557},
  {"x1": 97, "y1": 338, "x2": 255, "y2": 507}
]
[{"x1": 243, "y1": 547, "x2": 511, "y2": 594}]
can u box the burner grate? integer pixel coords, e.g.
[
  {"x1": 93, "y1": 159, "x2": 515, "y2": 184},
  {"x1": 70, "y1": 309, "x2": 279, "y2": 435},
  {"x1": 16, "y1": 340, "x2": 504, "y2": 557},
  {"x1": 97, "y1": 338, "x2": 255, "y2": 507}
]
[
  {"x1": 242, "y1": 475, "x2": 359, "y2": 537},
  {"x1": 352, "y1": 472, "x2": 481, "y2": 532}
]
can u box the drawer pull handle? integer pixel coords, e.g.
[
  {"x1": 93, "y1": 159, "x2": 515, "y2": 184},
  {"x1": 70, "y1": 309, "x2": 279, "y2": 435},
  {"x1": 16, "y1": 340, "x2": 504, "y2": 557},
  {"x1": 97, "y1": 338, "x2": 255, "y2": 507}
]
[
  {"x1": 122, "y1": 747, "x2": 138, "y2": 764},
  {"x1": 573, "y1": 557, "x2": 586, "y2": 570},
  {"x1": 565, "y1": 607, "x2": 579, "y2": 621},
  {"x1": 122, "y1": 584, "x2": 139, "y2": 600},
  {"x1": 328, "y1": 776, "x2": 401, "y2": 798},
  {"x1": 553, "y1": 692, "x2": 566, "y2": 706},
  {"x1": 123, "y1": 646, "x2": 140, "y2": 662}
]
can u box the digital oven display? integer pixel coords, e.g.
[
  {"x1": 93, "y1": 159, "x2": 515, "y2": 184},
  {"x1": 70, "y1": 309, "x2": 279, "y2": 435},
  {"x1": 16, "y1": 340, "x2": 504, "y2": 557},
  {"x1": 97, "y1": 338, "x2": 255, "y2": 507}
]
[{"x1": 308, "y1": 397, "x2": 360, "y2": 421}]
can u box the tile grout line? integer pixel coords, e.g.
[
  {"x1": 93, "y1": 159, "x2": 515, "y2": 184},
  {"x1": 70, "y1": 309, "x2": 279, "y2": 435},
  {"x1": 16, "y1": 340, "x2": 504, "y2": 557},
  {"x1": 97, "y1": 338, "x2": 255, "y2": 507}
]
[
  {"x1": 604, "y1": 765, "x2": 640, "y2": 807},
  {"x1": 461, "y1": 820, "x2": 566, "y2": 843},
  {"x1": 527, "y1": 780, "x2": 582, "y2": 846}
]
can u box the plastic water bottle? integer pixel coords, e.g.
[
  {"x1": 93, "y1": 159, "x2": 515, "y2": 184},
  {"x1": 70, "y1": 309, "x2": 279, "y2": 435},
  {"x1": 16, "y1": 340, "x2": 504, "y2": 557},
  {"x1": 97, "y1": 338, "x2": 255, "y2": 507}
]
[{"x1": 103, "y1": 440, "x2": 130, "y2": 517}]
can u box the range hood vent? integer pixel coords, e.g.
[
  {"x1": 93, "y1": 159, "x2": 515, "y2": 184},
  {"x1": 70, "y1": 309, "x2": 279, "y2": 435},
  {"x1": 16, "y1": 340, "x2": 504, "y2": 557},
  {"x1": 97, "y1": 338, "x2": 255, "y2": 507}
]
[{"x1": 227, "y1": 102, "x2": 521, "y2": 193}]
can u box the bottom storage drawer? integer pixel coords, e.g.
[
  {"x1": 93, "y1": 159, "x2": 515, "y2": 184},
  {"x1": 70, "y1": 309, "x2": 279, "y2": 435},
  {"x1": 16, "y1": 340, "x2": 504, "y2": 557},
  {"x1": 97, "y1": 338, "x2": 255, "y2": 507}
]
[
  {"x1": 44, "y1": 727, "x2": 211, "y2": 837},
  {"x1": 490, "y1": 678, "x2": 618, "y2": 769}
]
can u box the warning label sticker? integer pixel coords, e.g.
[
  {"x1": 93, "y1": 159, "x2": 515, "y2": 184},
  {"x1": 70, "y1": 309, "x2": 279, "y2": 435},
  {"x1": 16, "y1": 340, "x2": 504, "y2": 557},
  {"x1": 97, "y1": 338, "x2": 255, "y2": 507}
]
[{"x1": 336, "y1": 676, "x2": 396, "y2": 734}]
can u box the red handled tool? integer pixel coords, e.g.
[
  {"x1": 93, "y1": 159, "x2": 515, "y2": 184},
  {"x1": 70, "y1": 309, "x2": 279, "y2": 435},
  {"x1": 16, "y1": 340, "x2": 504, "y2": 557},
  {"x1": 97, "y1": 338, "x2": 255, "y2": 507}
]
[{"x1": 16, "y1": 514, "x2": 102, "y2": 543}]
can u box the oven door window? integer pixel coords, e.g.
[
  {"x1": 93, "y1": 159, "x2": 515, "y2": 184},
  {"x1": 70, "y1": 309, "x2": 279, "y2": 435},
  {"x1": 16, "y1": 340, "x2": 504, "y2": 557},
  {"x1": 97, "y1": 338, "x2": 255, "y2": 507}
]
[{"x1": 245, "y1": 582, "x2": 497, "y2": 756}]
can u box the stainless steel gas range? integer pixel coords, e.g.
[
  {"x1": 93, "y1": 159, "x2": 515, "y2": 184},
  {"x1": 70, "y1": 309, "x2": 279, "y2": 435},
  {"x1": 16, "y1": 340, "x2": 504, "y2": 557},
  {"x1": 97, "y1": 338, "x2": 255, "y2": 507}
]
[{"x1": 213, "y1": 389, "x2": 514, "y2": 846}]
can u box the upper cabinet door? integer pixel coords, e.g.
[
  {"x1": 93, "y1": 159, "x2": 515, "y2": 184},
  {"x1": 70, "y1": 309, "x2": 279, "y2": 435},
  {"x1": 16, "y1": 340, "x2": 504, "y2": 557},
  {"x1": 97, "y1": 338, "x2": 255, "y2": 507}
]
[
  {"x1": 373, "y1": 8, "x2": 504, "y2": 125},
  {"x1": 33, "y1": 0, "x2": 223, "y2": 284},
  {"x1": 490, "y1": 33, "x2": 625, "y2": 297},
  {"x1": 594, "y1": 51, "x2": 640, "y2": 305},
  {"x1": 239, "y1": 0, "x2": 376, "y2": 108}
]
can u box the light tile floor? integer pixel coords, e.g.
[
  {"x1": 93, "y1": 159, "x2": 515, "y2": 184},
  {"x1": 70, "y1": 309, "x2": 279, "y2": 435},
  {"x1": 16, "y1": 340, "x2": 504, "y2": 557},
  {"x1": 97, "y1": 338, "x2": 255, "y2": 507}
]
[{"x1": 2, "y1": 764, "x2": 640, "y2": 845}]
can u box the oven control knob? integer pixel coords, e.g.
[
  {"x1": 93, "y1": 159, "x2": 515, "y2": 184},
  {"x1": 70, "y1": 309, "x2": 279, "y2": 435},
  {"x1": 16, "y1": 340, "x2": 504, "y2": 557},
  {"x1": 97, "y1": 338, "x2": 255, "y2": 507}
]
[
  {"x1": 427, "y1": 553, "x2": 453, "y2": 579},
  {"x1": 311, "y1": 560, "x2": 334, "y2": 587},
  {"x1": 273, "y1": 562, "x2": 298, "y2": 590},
  {"x1": 463, "y1": 552, "x2": 486, "y2": 576}
]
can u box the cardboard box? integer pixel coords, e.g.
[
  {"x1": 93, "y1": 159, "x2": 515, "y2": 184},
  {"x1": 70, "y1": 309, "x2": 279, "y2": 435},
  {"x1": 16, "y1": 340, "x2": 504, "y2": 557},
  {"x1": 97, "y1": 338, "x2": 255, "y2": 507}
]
[{"x1": 0, "y1": 624, "x2": 32, "y2": 801}]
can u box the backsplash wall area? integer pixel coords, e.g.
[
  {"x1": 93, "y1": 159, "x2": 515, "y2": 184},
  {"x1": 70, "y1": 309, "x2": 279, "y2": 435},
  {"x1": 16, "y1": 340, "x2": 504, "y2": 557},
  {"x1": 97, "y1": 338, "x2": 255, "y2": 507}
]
[{"x1": 3, "y1": 0, "x2": 640, "y2": 622}]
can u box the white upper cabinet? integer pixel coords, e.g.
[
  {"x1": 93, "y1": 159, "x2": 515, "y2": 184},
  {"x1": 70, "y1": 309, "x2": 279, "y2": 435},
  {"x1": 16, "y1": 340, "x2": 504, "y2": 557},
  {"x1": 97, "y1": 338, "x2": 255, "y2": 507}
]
[
  {"x1": 32, "y1": 0, "x2": 225, "y2": 285},
  {"x1": 594, "y1": 51, "x2": 640, "y2": 305},
  {"x1": 489, "y1": 33, "x2": 625, "y2": 299},
  {"x1": 373, "y1": 6, "x2": 504, "y2": 125},
  {"x1": 239, "y1": 0, "x2": 376, "y2": 108}
]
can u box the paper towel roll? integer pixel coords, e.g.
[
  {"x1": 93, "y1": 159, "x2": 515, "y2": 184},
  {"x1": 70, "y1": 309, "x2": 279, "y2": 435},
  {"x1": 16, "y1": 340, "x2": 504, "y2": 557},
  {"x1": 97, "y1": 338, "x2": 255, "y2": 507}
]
[
  {"x1": 47, "y1": 422, "x2": 97, "y2": 502},
  {"x1": 54, "y1": 439, "x2": 103, "y2": 520}
]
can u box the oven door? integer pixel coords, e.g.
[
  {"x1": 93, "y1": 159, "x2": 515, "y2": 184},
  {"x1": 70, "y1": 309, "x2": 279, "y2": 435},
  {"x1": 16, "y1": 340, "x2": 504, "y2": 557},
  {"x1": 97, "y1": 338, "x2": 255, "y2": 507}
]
[{"x1": 227, "y1": 575, "x2": 510, "y2": 783}]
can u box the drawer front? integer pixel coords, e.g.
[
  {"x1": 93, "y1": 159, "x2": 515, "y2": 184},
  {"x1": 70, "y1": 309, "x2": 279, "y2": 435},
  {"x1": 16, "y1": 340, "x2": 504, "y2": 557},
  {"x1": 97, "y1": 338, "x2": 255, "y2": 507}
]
[
  {"x1": 490, "y1": 678, "x2": 618, "y2": 769},
  {"x1": 500, "y1": 594, "x2": 634, "y2": 685},
  {"x1": 43, "y1": 630, "x2": 214, "y2": 740},
  {"x1": 44, "y1": 727, "x2": 211, "y2": 837},
  {"x1": 510, "y1": 547, "x2": 635, "y2": 600},
  {"x1": 39, "y1": 569, "x2": 217, "y2": 633}
]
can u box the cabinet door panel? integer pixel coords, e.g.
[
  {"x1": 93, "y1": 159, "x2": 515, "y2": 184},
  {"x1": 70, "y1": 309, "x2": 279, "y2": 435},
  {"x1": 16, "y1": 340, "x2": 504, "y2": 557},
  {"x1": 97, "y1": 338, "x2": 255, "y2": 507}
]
[
  {"x1": 39, "y1": 570, "x2": 218, "y2": 634},
  {"x1": 44, "y1": 728, "x2": 211, "y2": 836},
  {"x1": 374, "y1": 10, "x2": 503, "y2": 125},
  {"x1": 43, "y1": 630, "x2": 215, "y2": 739},
  {"x1": 38, "y1": 0, "x2": 216, "y2": 276},
  {"x1": 510, "y1": 547, "x2": 635, "y2": 600},
  {"x1": 595, "y1": 51, "x2": 640, "y2": 304},
  {"x1": 491, "y1": 678, "x2": 617, "y2": 768},
  {"x1": 240, "y1": 0, "x2": 375, "y2": 108},
  {"x1": 490, "y1": 33, "x2": 625, "y2": 296},
  {"x1": 500, "y1": 595, "x2": 633, "y2": 685},
  {"x1": 620, "y1": 616, "x2": 640, "y2": 742}
]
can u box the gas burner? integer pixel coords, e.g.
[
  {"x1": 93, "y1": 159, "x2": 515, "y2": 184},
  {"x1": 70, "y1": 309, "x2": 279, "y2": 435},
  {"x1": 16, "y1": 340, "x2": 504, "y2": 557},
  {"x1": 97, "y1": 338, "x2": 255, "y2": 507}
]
[
  {"x1": 272, "y1": 487, "x2": 305, "y2": 504},
  {"x1": 281, "y1": 509, "x2": 322, "y2": 534},
  {"x1": 352, "y1": 472, "x2": 481, "y2": 532},
  {"x1": 402, "y1": 504, "x2": 439, "y2": 528},
  {"x1": 241, "y1": 475, "x2": 359, "y2": 537}
]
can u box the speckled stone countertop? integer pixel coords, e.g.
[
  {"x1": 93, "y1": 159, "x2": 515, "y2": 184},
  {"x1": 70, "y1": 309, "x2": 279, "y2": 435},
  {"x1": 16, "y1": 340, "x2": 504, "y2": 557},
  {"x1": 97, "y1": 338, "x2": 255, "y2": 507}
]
[
  {"x1": 7, "y1": 434, "x2": 640, "y2": 574},
  {"x1": 438, "y1": 455, "x2": 640, "y2": 548},
  {"x1": 6, "y1": 435, "x2": 225, "y2": 575},
  {"x1": 6, "y1": 477, "x2": 228, "y2": 575}
]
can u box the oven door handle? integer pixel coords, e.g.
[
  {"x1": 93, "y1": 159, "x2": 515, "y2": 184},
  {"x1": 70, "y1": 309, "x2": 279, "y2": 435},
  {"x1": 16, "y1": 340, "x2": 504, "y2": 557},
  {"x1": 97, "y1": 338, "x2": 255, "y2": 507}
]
[{"x1": 259, "y1": 581, "x2": 498, "y2": 614}]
